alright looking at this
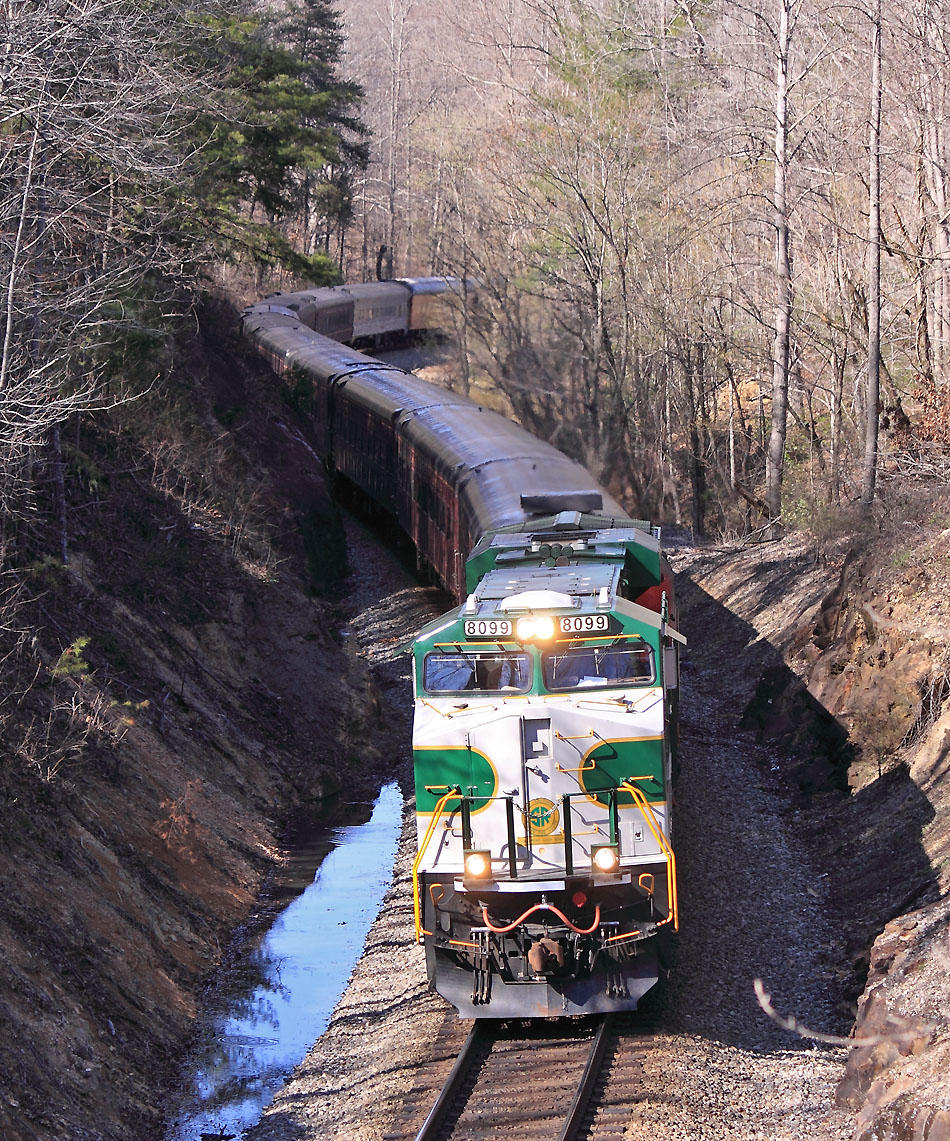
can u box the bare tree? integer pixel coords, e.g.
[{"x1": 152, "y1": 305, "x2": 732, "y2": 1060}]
[
  {"x1": 765, "y1": 0, "x2": 798, "y2": 524},
  {"x1": 335, "y1": 0, "x2": 950, "y2": 527},
  {"x1": 861, "y1": 0, "x2": 882, "y2": 511},
  {"x1": 0, "y1": 0, "x2": 204, "y2": 532}
]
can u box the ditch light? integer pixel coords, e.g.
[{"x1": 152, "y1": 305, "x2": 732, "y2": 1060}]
[
  {"x1": 591, "y1": 844, "x2": 620, "y2": 874},
  {"x1": 463, "y1": 850, "x2": 493, "y2": 882}
]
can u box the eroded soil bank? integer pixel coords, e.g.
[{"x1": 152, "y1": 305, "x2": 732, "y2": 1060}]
[
  {"x1": 683, "y1": 519, "x2": 950, "y2": 1140},
  {"x1": 0, "y1": 297, "x2": 384, "y2": 1141}
]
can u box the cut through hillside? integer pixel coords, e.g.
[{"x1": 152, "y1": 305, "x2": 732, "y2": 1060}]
[{"x1": 0, "y1": 297, "x2": 381, "y2": 1141}]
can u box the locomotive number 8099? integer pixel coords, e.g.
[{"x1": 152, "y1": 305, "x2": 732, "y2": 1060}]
[{"x1": 242, "y1": 275, "x2": 684, "y2": 1019}]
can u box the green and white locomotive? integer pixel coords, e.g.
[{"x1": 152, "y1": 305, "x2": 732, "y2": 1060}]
[
  {"x1": 412, "y1": 510, "x2": 684, "y2": 1018},
  {"x1": 243, "y1": 280, "x2": 685, "y2": 1020}
]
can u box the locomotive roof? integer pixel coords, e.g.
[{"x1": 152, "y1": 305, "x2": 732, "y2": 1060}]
[
  {"x1": 412, "y1": 560, "x2": 623, "y2": 645},
  {"x1": 464, "y1": 522, "x2": 662, "y2": 596},
  {"x1": 472, "y1": 562, "x2": 619, "y2": 610},
  {"x1": 482, "y1": 523, "x2": 659, "y2": 555}
]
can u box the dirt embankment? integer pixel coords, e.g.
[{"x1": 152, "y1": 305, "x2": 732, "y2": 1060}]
[
  {"x1": 0, "y1": 298, "x2": 379, "y2": 1141},
  {"x1": 686, "y1": 512, "x2": 950, "y2": 1140}
]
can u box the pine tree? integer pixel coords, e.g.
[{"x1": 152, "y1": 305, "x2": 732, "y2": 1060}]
[
  {"x1": 188, "y1": 0, "x2": 368, "y2": 279},
  {"x1": 273, "y1": 0, "x2": 368, "y2": 263}
]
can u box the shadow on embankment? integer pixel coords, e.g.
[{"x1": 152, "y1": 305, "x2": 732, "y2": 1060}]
[{"x1": 663, "y1": 568, "x2": 937, "y2": 1052}]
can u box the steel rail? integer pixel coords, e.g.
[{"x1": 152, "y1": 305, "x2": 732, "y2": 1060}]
[
  {"x1": 556, "y1": 1015, "x2": 613, "y2": 1141},
  {"x1": 413, "y1": 1016, "x2": 613, "y2": 1141},
  {"x1": 413, "y1": 1023, "x2": 490, "y2": 1141}
]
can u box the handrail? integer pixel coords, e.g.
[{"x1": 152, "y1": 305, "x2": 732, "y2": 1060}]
[
  {"x1": 418, "y1": 698, "x2": 451, "y2": 718},
  {"x1": 555, "y1": 757, "x2": 596, "y2": 773},
  {"x1": 620, "y1": 779, "x2": 678, "y2": 931},
  {"x1": 413, "y1": 781, "x2": 677, "y2": 942},
  {"x1": 554, "y1": 730, "x2": 597, "y2": 760},
  {"x1": 412, "y1": 786, "x2": 463, "y2": 942},
  {"x1": 418, "y1": 698, "x2": 502, "y2": 717},
  {"x1": 605, "y1": 927, "x2": 643, "y2": 945}
]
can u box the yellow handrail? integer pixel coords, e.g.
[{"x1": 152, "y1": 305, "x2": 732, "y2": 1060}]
[
  {"x1": 412, "y1": 787, "x2": 463, "y2": 942},
  {"x1": 606, "y1": 927, "x2": 643, "y2": 945},
  {"x1": 555, "y1": 758, "x2": 596, "y2": 774},
  {"x1": 418, "y1": 699, "x2": 451, "y2": 718},
  {"x1": 621, "y1": 779, "x2": 678, "y2": 931},
  {"x1": 554, "y1": 730, "x2": 596, "y2": 761}
]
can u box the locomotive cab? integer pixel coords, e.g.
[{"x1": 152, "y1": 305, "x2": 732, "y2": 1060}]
[{"x1": 411, "y1": 520, "x2": 685, "y2": 1017}]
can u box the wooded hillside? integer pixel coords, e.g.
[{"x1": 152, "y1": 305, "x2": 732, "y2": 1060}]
[
  {"x1": 339, "y1": 0, "x2": 950, "y2": 534},
  {"x1": 1, "y1": 0, "x2": 366, "y2": 791},
  {"x1": 5, "y1": 0, "x2": 950, "y2": 569},
  {"x1": 3, "y1": 3, "x2": 950, "y2": 1138}
]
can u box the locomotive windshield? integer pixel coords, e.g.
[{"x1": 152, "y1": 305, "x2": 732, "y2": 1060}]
[
  {"x1": 423, "y1": 650, "x2": 532, "y2": 694},
  {"x1": 542, "y1": 641, "x2": 654, "y2": 691}
]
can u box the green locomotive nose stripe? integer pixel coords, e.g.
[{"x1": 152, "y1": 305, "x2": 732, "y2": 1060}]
[
  {"x1": 579, "y1": 738, "x2": 665, "y2": 805},
  {"x1": 413, "y1": 747, "x2": 498, "y2": 814}
]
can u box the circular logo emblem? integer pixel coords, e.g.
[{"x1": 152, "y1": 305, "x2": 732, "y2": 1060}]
[{"x1": 527, "y1": 798, "x2": 560, "y2": 839}]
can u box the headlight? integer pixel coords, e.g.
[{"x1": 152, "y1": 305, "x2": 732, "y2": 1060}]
[
  {"x1": 516, "y1": 615, "x2": 555, "y2": 641},
  {"x1": 464, "y1": 850, "x2": 492, "y2": 879},
  {"x1": 591, "y1": 844, "x2": 620, "y2": 873}
]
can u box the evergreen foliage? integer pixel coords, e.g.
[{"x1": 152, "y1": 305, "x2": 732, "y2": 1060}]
[
  {"x1": 187, "y1": 0, "x2": 368, "y2": 278},
  {"x1": 1, "y1": 0, "x2": 368, "y2": 567}
]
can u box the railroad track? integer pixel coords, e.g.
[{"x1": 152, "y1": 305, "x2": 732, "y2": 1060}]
[{"x1": 397, "y1": 1014, "x2": 656, "y2": 1141}]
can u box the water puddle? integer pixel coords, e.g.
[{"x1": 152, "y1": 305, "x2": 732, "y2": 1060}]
[{"x1": 165, "y1": 781, "x2": 403, "y2": 1141}]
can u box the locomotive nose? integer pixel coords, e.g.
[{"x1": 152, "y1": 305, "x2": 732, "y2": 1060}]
[{"x1": 527, "y1": 937, "x2": 566, "y2": 975}]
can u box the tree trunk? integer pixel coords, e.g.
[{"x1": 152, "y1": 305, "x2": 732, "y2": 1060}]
[
  {"x1": 683, "y1": 340, "x2": 706, "y2": 538},
  {"x1": 49, "y1": 424, "x2": 68, "y2": 566},
  {"x1": 766, "y1": 0, "x2": 793, "y2": 526},
  {"x1": 861, "y1": 0, "x2": 882, "y2": 514}
]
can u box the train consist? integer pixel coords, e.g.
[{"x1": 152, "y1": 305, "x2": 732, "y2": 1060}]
[{"x1": 243, "y1": 277, "x2": 684, "y2": 1018}]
